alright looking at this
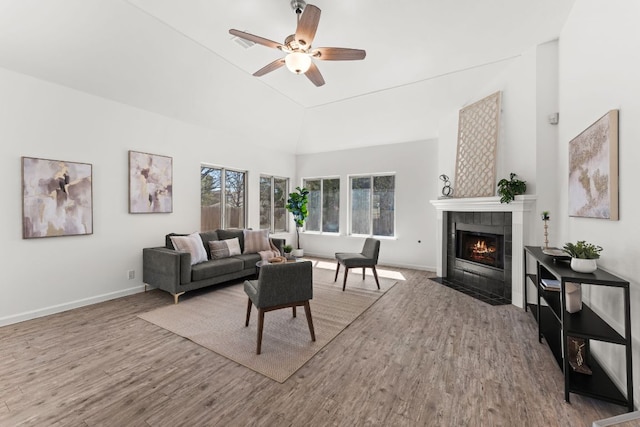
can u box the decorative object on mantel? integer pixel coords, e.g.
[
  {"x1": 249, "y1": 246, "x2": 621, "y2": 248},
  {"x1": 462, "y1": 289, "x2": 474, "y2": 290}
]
[
  {"x1": 541, "y1": 211, "x2": 550, "y2": 249},
  {"x1": 454, "y1": 91, "x2": 501, "y2": 198},
  {"x1": 497, "y1": 173, "x2": 526, "y2": 204},
  {"x1": 438, "y1": 174, "x2": 453, "y2": 198},
  {"x1": 285, "y1": 186, "x2": 309, "y2": 257},
  {"x1": 569, "y1": 109, "x2": 619, "y2": 220},
  {"x1": 567, "y1": 336, "x2": 592, "y2": 374},
  {"x1": 562, "y1": 240, "x2": 603, "y2": 273}
]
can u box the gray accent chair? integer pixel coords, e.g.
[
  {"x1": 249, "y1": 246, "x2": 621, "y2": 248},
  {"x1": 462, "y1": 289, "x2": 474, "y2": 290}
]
[
  {"x1": 334, "y1": 238, "x2": 381, "y2": 291},
  {"x1": 244, "y1": 261, "x2": 316, "y2": 354}
]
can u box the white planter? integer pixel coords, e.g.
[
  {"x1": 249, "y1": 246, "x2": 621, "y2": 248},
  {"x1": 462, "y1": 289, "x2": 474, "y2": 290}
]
[
  {"x1": 570, "y1": 258, "x2": 597, "y2": 273},
  {"x1": 292, "y1": 249, "x2": 304, "y2": 258}
]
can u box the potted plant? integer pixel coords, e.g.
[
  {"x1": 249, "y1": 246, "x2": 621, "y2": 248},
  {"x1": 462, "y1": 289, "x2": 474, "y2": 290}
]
[
  {"x1": 497, "y1": 173, "x2": 527, "y2": 204},
  {"x1": 285, "y1": 186, "x2": 309, "y2": 257},
  {"x1": 562, "y1": 240, "x2": 603, "y2": 273},
  {"x1": 283, "y1": 244, "x2": 293, "y2": 260}
]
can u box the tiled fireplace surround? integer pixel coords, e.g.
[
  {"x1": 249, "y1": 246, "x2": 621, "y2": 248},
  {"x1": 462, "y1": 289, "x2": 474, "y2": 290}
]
[{"x1": 430, "y1": 196, "x2": 536, "y2": 307}]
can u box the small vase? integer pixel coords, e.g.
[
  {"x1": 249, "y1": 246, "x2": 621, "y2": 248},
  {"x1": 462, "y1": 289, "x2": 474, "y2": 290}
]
[{"x1": 570, "y1": 258, "x2": 597, "y2": 273}]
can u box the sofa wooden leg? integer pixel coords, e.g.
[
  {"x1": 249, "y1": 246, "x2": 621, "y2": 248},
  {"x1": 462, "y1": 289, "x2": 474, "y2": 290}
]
[{"x1": 173, "y1": 292, "x2": 185, "y2": 304}]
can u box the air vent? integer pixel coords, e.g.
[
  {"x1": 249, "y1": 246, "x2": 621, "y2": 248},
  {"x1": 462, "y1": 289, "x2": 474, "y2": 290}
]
[{"x1": 231, "y1": 34, "x2": 255, "y2": 49}]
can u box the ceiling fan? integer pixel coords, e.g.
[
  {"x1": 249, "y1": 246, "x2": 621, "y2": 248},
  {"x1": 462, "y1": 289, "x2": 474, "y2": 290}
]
[{"x1": 229, "y1": 0, "x2": 366, "y2": 87}]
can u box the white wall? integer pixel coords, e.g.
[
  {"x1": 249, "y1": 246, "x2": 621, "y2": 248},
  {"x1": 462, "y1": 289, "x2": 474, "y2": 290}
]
[
  {"x1": 0, "y1": 67, "x2": 296, "y2": 326},
  {"x1": 296, "y1": 140, "x2": 438, "y2": 270},
  {"x1": 559, "y1": 0, "x2": 640, "y2": 407}
]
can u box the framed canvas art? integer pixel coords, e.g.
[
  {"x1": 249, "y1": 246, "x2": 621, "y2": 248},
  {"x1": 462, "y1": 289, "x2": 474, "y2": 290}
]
[
  {"x1": 568, "y1": 110, "x2": 619, "y2": 220},
  {"x1": 129, "y1": 150, "x2": 173, "y2": 213},
  {"x1": 22, "y1": 157, "x2": 93, "y2": 238}
]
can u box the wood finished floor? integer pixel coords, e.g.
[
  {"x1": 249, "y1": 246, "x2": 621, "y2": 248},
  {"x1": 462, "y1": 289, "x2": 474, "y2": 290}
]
[{"x1": 0, "y1": 260, "x2": 629, "y2": 426}]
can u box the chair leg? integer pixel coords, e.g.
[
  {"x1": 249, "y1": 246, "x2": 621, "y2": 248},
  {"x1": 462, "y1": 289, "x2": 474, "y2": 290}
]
[
  {"x1": 362, "y1": 267, "x2": 365, "y2": 280},
  {"x1": 343, "y1": 267, "x2": 349, "y2": 291},
  {"x1": 257, "y1": 308, "x2": 265, "y2": 355},
  {"x1": 304, "y1": 301, "x2": 316, "y2": 342},
  {"x1": 292, "y1": 306, "x2": 297, "y2": 318},
  {"x1": 245, "y1": 298, "x2": 252, "y2": 327},
  {"x1": 372, "y1": 265, "x2": 380, "y2": 290},
  {"x1": 334, "y1": 262, "x2": 340, "y2": 282}
]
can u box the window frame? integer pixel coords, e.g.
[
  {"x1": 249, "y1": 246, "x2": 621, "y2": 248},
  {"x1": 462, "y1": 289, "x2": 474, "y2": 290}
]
[
  {"x1": 348, "y1": 173, "x2": 396, "y2": 238},
  {"x1": 302, "y1": 176, "x2": 341, "y2": 234},
  {"x1": 260, "y1": 174, "x2": 289, "y2": 233},
  {"x1": 200, "y1": 164, "x2": 247, "y2": 231}
]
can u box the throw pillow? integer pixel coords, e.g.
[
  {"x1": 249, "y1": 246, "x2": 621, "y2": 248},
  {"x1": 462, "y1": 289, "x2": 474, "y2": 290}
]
[
  {"x1": 243, "y1": 229, "x2": 270, "y2": 254},
  {"x1": 209, "y1": 240, "x2": 230, "y2": 260},
  {"x1": 226, "y1": 237, "x2": 241, "y2": 256},
  {"x1": 208, "y1": 238, "x2": 242, "y2": 259},
  {"x1": 170, "y1": 232, "x2": 208, "y2": 265}
]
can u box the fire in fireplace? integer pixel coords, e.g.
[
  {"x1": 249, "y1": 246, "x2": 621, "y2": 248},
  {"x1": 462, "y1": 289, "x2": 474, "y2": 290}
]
[{"x1": 456, "y1": 230, "x2": 504, "y2": 269}]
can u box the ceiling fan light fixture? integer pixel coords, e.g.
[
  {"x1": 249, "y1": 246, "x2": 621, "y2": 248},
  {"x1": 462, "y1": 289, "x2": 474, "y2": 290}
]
[{"x1": 285, "y1": 51, "x2": 311, "y2": 74}]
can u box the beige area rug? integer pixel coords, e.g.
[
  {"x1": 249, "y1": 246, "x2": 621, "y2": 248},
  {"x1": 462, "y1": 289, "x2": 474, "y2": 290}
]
[{"x1": 138, "y1": 262, "x2": 398, "y2": 383}]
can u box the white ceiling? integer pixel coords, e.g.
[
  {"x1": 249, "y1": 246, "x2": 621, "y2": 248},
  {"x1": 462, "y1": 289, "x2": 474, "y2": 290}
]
[{"x1": 0, "y1": 0, "x2": 576, "y2": 154}]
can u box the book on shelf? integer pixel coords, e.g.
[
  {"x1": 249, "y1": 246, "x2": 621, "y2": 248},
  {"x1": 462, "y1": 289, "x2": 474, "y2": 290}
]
[{"x1": 541, "y1": 278, "x2": 560, "y2": 291}]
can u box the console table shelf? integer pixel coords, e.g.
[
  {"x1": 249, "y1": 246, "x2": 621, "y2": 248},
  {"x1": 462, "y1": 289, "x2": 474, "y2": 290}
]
[{"x1": 523, "y1": 246, "x2": 634, "y2": 411}]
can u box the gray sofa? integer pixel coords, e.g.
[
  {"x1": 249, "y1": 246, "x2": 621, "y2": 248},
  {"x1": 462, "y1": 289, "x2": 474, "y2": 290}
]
[{"x1": 143, "y1": 229, "x2": 284, "y2": 303}]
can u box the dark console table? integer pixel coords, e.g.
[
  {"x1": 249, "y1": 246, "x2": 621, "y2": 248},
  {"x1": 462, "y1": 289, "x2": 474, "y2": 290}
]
[{"x1": 523, "y1": 246, "x2": 634, "y2": 411}]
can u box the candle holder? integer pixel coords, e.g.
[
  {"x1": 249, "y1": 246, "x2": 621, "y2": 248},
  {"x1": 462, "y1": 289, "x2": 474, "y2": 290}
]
[{"x1": 541, "y1": 211, "x2": 550, "y2": 250}]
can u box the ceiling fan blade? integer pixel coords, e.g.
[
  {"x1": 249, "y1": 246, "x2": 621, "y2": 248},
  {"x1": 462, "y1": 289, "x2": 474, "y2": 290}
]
[
  {"x1": 313, "y1": 47, "x2": 366, "y2": 61},
  {"x1": 295, "y1": 4, "x2": 321, "y2": 49},
  {"x1": 253, "y1": 58, "x2": 286, "y2": 77},
  {"x1": 229, "y1": 29, "x2": 283, "y2": 50},
  {"x1": 304, "y1": 62, "x2": 325, "y2": 87}
]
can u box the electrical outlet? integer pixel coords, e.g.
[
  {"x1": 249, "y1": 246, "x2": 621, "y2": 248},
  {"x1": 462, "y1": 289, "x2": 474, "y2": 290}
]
[{"x1": 127, "y1": 270, "x2": 135, "y2": 280}]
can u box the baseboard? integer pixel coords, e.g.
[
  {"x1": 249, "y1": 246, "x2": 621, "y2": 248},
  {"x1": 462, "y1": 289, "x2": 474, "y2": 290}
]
[{"x1": 0, "y1": 285, "x2": 146, "y2": 327}]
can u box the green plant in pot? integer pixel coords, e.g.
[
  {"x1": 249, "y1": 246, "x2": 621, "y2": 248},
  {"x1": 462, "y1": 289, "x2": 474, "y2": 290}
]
[
  {"x1": 497, "y1": 173, "x2": 527, "y2": 204},
  {"x1": 285, "y1": 186, "x2": 309, "y2": 257},
  {"x1": 283, "y1": 244, "x2": 293, "y2": 259},
  {"x1": 562, "y1": 240, "x2": 603, "y2": 273}
]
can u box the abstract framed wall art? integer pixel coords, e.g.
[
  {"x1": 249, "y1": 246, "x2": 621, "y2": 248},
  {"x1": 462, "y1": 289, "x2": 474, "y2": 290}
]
[
  {"x1": 22, "y1": 157, "x2": 93, "y2": 239},
  {"x1": 568, "y1": 110, "x2": 619, "y2": 220},
  {"x1": 129, "y1": 150, "x2": 173, "y2": 213}
]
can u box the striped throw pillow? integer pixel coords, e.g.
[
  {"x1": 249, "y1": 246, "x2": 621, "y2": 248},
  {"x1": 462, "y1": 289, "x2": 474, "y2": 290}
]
[{"x1": 243, "y1": 229, "x2": 270, "y2": 254}]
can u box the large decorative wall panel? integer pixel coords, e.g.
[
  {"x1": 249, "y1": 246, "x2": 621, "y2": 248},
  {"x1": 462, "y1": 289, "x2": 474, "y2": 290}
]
[{"x1": 454, "y1": 91, "x2": 501, "y2": 198}]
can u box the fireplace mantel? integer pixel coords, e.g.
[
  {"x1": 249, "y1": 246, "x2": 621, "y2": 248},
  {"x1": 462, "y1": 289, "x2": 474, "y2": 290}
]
[{"x1": 430, "y1": 195, "x2": 536, "y2": 307}]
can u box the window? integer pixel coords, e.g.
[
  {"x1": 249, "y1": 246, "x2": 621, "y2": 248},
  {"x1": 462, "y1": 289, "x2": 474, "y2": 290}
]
[
  {"x1": 350, "y1": 174, "x2": 395, "y2": 237},
  {"x1": 303, "y1": 178, "x2": 340, "y2": 233},
  {"x1": 201, "y1": 166, "x2": 246, "y2": 230},
  {"x1": 260, "y1": 175, "x2": 288, "y2": 232}
]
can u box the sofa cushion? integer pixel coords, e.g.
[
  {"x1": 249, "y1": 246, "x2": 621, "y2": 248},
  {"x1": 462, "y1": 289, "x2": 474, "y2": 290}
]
[
  {"x1": 199, "y1": 230, "x2": 218, "y2": 259},
  {"x1": 170, "y1": 232, "x2": 208, "y2": 265},
  {"x1": 234, "y1": 253, "x2": 261, "y2": 269},
  {"x1": 191, "y1": 258, "x2": 244, "y2": 281},
  {"x1": 216, "y1": 229, "x2": 245, "y2": 252},
  {"x1": 243, "y1": 229, "x2": 270, "y2": 254}
]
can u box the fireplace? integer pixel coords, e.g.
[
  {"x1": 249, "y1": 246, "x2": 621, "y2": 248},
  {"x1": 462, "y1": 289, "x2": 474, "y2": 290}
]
[
  {"x1": 456, "y1": 229, "x2": 504, "y2": 269},
  {"x1": 430, "y1": 195, "x2": 535, "y2": 308},
  {"x1": 442, "y1": 212, "x2": 512, "y2": 305}
]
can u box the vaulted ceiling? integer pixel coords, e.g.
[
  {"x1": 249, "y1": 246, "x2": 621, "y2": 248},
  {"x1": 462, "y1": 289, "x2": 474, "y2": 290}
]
[{"x1": 0, "y1": 0, "x2": 576, "y2": 153}]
